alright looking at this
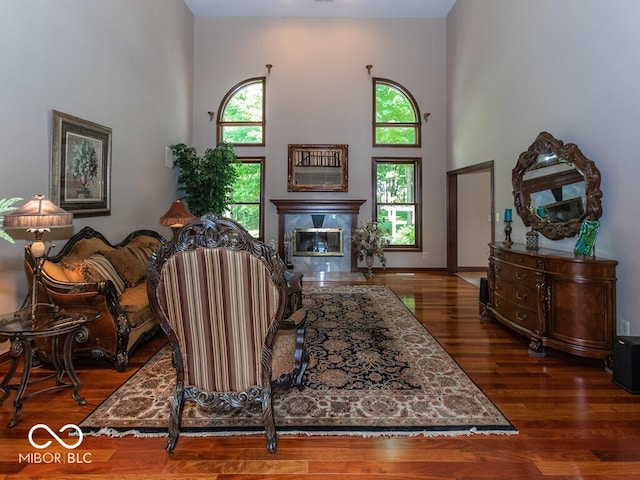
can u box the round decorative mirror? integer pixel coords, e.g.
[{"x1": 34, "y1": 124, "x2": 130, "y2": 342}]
[{"x1": 512, "y1": 131, "x2": 602, "y2": 240}]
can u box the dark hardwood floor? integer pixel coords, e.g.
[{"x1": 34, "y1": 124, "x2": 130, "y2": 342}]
[{"x1": 1, "y1": 271, "x2": 639, "y2": 479}]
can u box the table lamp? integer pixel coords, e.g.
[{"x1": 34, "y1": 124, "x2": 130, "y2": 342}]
[
  {"x1": 159, "y1": 200, "x2": 195, "y2": 237},
  {"x1": 4, "y1": 194, "x2": 73, "y2": 319}
]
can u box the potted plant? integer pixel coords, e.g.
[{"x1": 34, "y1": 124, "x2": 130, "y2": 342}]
[
  {"x1": 170, "y1": 142, "x2": 238, "y2": 216},
  {"x1": 352, "y1": 219, "x2": 390, "y2": 277}
]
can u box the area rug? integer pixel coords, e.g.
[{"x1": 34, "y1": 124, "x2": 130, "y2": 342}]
[{"x1": 80, "y1": 285, "x2": 517, "y2": 438}]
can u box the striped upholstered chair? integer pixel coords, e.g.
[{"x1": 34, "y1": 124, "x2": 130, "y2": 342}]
[{"x1": 146, "y1": 215, "x2": 308, "y2": 453}]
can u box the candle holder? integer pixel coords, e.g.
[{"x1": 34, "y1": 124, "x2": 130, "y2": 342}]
[{"x1": 503, "y1": 220, "x2": 513, "y2": 247}]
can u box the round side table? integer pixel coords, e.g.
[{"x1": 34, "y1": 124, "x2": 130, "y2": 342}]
[{"x1": 0, "y1": 307, "x2": 100, "y2": 427}]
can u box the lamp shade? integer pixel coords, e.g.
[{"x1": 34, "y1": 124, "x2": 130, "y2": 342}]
[
  {"x1": 160, "y1": 200, "x2": 195, "y2": 227},
  {"x1": 3, "y1": 194, "x2": 73, "y2": 230}
]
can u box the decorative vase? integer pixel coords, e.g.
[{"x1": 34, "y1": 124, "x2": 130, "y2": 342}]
[
  {"x1": 365, "y1": 254, "x2": 374, "y2": 278},
  {"x1": 526, "y1": 229, "x2": 539, "y2": 251}
]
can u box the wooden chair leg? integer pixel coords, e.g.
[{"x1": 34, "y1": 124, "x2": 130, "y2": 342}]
[
  {"x1": 166, "y1": 384, "x2": 185, "y2": 453},
  {"x1": 261, "y1": 387, "x2": 277, "y2": 453}
]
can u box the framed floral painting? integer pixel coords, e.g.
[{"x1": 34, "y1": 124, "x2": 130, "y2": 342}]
[{"x1": 50, "y1": 110, "x2": 111, "y2": 216}]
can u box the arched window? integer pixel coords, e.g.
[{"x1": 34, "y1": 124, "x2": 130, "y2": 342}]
[
  {"x1": 373, "y1": 78, "x2": 421, "y2": 147},
  {"x1": 217, "y1": 77, "x2": 265, "y2": 146}
]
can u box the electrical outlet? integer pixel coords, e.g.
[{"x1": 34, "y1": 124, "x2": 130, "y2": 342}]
[
  {"x1": 422, "y1": 252, "x2": 428, "y2": 259},
  {"x1": 496, "y1": 212, "x2": 500, "y2": 222},
  {"x1": 620, "y1": 319, "x2": 630, "y2": 336}
]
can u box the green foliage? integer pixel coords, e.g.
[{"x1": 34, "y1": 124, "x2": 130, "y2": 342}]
[
  {"x1": 375, "y1": 84, "x2": 415, "y2": 122},
  {"x1": 232, "y1": 163, "x2": 261, "y2": 202},
  {"x1": 375, "y1": 126, "x2": 416, "y2": 145},
  {"x1": 376, "y1": 163, "x2": 415, "y2": 203},
  {"x1": 376, "y1": 161, "x2": 416, "y2": 246},
  {"x1": 223, "y1": 83, "x2": 263, "y2": 122},
  {"x1": 220, "y1": 81, "x2": 264, "y2": 144},
  {"x1": 229, "y1": 162, "x2": 262, "y2": 237},
  {"x1": 0, "y1": 197, "x2": 23, "y2": 243},
  {"x1": 170, "y1": 143, "x2": 238, "y2": 216},
  {"x1": 375, "y1": 82, "x2": 418, "y2": 145},
  {"x1": 221, "y1": 126, "x2": 263, "y2": 144}
]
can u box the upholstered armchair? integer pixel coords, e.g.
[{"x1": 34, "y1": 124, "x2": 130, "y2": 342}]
[{"x1": 146, "y1": 215, "x2": 308, "y2": 453}]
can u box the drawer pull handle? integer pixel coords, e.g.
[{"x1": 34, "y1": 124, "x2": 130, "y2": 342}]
[
  {"x1": 495, "y1": 281, "x2": 502, "y2": 290},
  {"x1": 516, "y1": 291, "x2": 527, "y2": 300},
  {"x1": 516, "y1": 312, "x2": 528, "y2": 321},
  {"x1": 496, "y1": 265, "x2": 502, "y2": 272},
  {"x1": 516, "y1": 272, "x2": 527, "y2": 280}
]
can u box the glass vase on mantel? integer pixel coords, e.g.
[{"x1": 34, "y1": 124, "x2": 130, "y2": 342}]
[{"x1": 365, "y1": 254, "x2": 374, "y2": 278}]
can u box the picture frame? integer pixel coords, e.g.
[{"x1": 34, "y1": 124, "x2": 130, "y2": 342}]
[
  {"x1": 287, "y1": 144, "x2": 348, "y2": 192},
  {"x1": 50, "y1": 110, "x2": 111, "y2": 217}
]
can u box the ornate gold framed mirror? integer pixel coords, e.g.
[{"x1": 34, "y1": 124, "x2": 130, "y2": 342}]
[{"x1": 512, "y1": 132, "x2": 602, "y2": 240}]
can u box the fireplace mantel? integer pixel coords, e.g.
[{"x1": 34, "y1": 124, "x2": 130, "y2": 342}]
[{"x1": 270, "y1": 199, "x2": 366, "y2": 272}]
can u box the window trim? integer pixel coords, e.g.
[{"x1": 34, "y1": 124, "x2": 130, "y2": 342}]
[
  {"x1": 229, "y1": 156, "x2": 265, "y2": 240},
  {"x1": 372, "y1": 77, "x2": 422, "y2": 148},
  {"x1": 217, "y1": 77, "x2": 266, "y2": 147},
  {"x1": 372, "y1": 157, "x2": 422, "y2": 252}
]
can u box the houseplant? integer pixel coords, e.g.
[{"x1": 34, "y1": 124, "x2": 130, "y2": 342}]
[
  {"x1": 170, "y1": 142, "x2": 238, "y2": 216},
  {"x1": 352, "y1": 219, "x2": 390, "y2": 277},
  {"x1": 0, "y1": 197, "x2": 23, "y2": 243}
]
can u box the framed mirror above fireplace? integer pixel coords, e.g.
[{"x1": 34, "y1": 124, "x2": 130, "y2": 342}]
[{"x1": 287, "y1": 144, "x2": 348, "y2": 192}]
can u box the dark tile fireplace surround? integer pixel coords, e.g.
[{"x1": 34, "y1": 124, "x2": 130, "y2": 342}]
[{"x1": 270, "y1": 199, "x2": 366, "y2": 273}]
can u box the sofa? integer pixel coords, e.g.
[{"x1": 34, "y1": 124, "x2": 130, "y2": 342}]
[{"x1": 26, "y1": 226, "x2": 165, "y2": 371}]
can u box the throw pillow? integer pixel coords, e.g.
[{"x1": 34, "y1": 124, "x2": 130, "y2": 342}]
[
  {"x1": 126, "y1": 245, "x2": 157, "y2": 269},
  {"x1": 103, "y1": 248, "x2": 147, "y2": 287},
  {"x1": 81, "y1": 253, "x2": 126, "y2": 296}
]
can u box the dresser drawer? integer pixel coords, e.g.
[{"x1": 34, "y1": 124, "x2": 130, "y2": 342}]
[
  {"x1": 492, "y1": 294, "x2": 539, "y2": 332},
  {"x1": 494, "y1": 260, "x2": 536, "y2": 288},
  {"x1": 494, "y1": 277, "x2": 538, "y2": 310},
  {"x1": 491, "y1": 247, "x2": 538, "y2": 269}
]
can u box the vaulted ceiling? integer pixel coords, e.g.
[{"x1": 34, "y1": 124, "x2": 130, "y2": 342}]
[{"x1": 183, "y1": 0, "x2": 456, "y2": 18}]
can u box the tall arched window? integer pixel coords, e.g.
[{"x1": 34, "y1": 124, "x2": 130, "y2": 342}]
[
  {"x1": 373, "y1": 78, "x2": 421, "y2": 147},
  {"x1": 217, "y1": 77, "x2": 265, "y2": 146}
]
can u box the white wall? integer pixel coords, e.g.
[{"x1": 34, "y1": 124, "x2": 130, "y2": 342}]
[
  {"x1": 191, "y1": 17, "x2": 447, "y2": 269},
  {"x1": 0, "y1": 0, "x2": 194, "y2": 310},
  {"x1": 447, "y1": 0, "x2": 640, "y2": 334}
]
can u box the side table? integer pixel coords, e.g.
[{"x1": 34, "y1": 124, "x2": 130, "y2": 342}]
[{"x1": 0, "y1": 307, "x2": 100, "y2": 427}]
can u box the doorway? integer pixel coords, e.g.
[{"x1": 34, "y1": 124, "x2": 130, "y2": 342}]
[{"x1": 447, "y1": 161, "x2": 494, "y2": 273}]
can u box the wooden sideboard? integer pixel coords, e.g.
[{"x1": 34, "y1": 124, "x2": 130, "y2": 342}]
[{"x1": 483, "y1": 243, "x2": 617, "y2": 363}]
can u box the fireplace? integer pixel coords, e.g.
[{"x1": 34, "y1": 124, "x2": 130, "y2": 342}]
[
  {"x1": 270, "y1": 199, "x2": 365, "y2": 272},
  {"x1": 293, "y1": 228, "x2": 344, "y2": 257}
]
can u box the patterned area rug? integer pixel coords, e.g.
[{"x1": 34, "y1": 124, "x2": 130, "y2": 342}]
[{"x1": 80, "y1": 285, "x2": 516, "y2": 438}]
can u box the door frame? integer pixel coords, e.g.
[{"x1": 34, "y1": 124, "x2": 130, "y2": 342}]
[{"x1": 446, "y1": 161, "x2": 495, "y2": 273}]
